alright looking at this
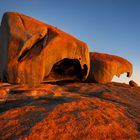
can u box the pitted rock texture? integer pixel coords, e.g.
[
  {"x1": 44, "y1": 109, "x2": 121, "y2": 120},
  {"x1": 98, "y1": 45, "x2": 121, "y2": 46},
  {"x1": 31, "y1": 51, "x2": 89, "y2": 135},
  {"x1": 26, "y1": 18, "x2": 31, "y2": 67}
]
[
  {"x1": 0, "y1": 12, "x2": 90, "y2": 84},
  {"x1": 0, "y1": 82, "x2": 140, "y2": 139},
  {"x1": 86, "y1": 52, "x2": 132, "y2": 84}
]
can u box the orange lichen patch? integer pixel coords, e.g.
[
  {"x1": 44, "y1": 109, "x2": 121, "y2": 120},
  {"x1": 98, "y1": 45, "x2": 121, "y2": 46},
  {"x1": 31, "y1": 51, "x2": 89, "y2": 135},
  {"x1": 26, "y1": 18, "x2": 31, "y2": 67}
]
[
  {"x1": 19, "y1": 99, "x2": 139, "y2": 140},
  {"x1": 0, "y1": 82, "x2": 140, "y2": 139},
  {"x1": 0, "y1": 12, "x2": 90, "y2": 84},
  {"x1": 86, "y1": 52, "x2": 132, "y2": 84},
  {"x1": 0, "y1": 106, "x2": 47, "y2": 140}
]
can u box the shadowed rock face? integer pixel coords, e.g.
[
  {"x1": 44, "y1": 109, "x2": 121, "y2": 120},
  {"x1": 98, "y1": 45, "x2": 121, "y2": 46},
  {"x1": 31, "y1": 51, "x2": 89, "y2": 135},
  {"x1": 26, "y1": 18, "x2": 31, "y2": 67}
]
[
  {"x1": 86, "y1": 52, "x2": 132, "y2": 84},
  {"x1": 0, "y1": 12, "x2": 90, "y2": 84}
]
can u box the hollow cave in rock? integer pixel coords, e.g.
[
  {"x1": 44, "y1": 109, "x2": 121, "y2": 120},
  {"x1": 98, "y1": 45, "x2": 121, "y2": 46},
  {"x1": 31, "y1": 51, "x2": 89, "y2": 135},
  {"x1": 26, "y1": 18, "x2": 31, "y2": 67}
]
[{"x1": 45, "y1": 58, "x2": 88, "y2": 81}]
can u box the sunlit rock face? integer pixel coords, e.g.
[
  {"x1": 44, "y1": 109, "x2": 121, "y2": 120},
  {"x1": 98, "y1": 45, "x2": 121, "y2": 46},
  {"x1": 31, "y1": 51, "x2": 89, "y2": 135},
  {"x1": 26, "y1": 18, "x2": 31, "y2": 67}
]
[
  {"x1": 0, "y1": 12, "x2": 90, "y2": 84},
  {"x1": 86, "y1": 52, "x2": 132, "y2": 84}
]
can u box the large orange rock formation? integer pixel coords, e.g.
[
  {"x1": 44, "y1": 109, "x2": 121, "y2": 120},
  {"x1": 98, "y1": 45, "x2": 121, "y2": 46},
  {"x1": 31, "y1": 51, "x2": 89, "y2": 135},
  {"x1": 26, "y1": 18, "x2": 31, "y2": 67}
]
[
  {"x1": 86, "y1": 52, "x2": 132, "y2": 84},
  {"x1": 0, "y1": 12, "x2": 90, "y2": 84}
]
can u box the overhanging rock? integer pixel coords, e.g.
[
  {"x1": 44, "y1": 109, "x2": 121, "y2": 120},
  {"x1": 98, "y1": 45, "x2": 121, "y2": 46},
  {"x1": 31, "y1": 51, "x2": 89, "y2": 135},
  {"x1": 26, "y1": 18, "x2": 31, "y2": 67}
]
[{"x1": 0, "y1": 12, "x2": 90, "y2": 84}]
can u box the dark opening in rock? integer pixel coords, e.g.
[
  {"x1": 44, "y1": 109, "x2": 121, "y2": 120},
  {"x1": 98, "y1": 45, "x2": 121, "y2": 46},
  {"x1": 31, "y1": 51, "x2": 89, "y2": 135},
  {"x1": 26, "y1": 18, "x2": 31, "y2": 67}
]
[{"x1": 44, "y1": 58, "x2": 87, "y2": 81}]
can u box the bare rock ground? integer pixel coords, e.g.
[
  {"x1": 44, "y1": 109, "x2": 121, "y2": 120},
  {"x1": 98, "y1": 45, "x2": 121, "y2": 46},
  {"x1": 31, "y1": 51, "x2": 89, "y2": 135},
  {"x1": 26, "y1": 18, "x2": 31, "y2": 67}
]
[{"x1": 0, "y1": 82, "x2": 140, "y2": 140}]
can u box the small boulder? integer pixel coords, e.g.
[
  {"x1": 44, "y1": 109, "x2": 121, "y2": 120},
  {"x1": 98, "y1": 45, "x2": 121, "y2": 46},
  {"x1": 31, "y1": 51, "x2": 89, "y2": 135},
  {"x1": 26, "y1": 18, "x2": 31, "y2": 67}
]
[{"x1": 129, "y1": 80, "x2": 139, "y2": 87}]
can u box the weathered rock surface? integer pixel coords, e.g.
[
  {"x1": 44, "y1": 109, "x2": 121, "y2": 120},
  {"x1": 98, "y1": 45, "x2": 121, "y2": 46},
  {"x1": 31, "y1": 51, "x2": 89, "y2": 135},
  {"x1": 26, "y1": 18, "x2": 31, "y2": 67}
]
[
  {"x1": 0, "y1": 12, "x2": 90, "y2": 84},
  {"x1": 86, "y1": 52, "x2": 132, "y2": 84},
  {"x1": 0, "y1": 82, "x2": 140, "y2": 139}
]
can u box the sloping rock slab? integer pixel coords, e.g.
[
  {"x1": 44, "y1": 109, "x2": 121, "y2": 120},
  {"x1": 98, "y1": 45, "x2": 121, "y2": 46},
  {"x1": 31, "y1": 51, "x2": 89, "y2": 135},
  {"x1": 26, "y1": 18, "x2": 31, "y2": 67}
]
[{"x1": 0, "y1": 82, "x2": 140, "y2": 139}]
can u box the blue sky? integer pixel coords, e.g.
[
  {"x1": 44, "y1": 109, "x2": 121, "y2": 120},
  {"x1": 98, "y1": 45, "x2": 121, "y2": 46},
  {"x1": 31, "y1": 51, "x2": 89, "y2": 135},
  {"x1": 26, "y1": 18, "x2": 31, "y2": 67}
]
[{"x1": 0, "y1": 0, "x2": 140, "y2": 84}]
